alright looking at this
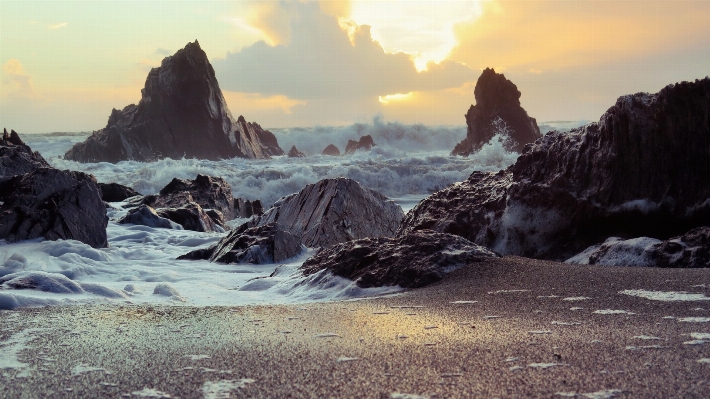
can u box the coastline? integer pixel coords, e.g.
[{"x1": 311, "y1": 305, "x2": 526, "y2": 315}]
[{"x1": 2, "y1": 256, "x2": 710, "y2": 398}]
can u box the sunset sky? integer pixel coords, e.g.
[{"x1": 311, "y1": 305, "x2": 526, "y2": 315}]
[{"x1": 1, "y1": 0, "x2": 709, "y2": 133}]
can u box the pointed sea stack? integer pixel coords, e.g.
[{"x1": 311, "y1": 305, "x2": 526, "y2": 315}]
[
  {"x1": 64, "y1": 41, "x2": 284, "y2": 162},
  {"x1": 452, "y1": 68, "x2": 541, "y2": 155}
]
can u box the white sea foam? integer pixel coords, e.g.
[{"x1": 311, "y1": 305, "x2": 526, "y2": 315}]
[{"x1": 620, "y1": 289, "x2": 710, "y2": 302}]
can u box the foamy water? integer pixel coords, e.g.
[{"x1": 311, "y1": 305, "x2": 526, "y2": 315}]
[{"x1": 0, "y1": 120, "x2": 584, "y2": 309}]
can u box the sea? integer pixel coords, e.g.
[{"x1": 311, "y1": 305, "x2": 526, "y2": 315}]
[{"x1": 0, "y1": 119, "x2": 587, "y2": 310}]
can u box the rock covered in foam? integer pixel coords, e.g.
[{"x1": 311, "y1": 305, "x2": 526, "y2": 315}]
[
  {"x1": 249, "y1": 177, "x2": 404, "y2": 248},
  {"x1": 287, "y1": 145, "x2": 306, "y2": 158},
  {"x1": 180, "y1": 223, "x2": 302, "y2": 264},
  {"x1": 1, "y1": 129, "x2": 50, "y2": 182},
  {"x1": 300, "y1": 230, "x2": 500, "y2": 288},
  {"x1": 118, "y1": 204, "x2": 182, "y2": 230},
  {"x1": 401, "y1": 77, "x2": 710, "y2": 260},
  {"x1": 98, "y1": 182, "x2": 140, "y2": 202},
  {"x1": 321, "y1": 144, "x2": 341, "y2": 156},
  {"x1": 0, "y1": 168, "x2": 108, "y2": 248},
  {"x1": 452, "y1": 68, "x2": 541, "y2": 155},
  {"x1": 344, "y1": 135, "x2": 376, "y2": 154},
  {"x1": 64, "y1": 41, "x2": 284, "y2": 162}
]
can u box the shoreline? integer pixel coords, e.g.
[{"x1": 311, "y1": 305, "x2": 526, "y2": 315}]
[{"x1": 2, "y1": 256, "x2": 710, "y2": 398}]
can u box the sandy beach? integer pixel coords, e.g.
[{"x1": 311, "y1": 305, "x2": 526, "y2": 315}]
[{"x1": 2, "y1": 256, "x2": 710, "y2": 398}]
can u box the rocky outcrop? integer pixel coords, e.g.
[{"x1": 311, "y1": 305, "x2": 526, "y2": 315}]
[
  {"x1": 118, "y1": 204, "x2": 181, "y2": 229},
  {"x1": 300, "y1": 230, "x2": 499, "y2": 288},
  {"x1": 98, "y1": 182, "x2": 140, "y2": 202},
  {"x1": 400, "y1": 77, "x2": 710, "y2": 260},
  {"x1": 322, "y1": 144, "x2": 340, "y2": 156},
  {"x1": 64, "y1": 41, "x2": 284, "y2": 163},
  {"x1": 0, "y1": 168, "x2": 108, "y2": 248},
  {"x1": 565, "y1": 227, "x2": 710, "y2": 268},
  {"x1": 145, "y1": 174, "x2": 235, "y2": 220},
  {"x1": 156, "y1": 202, "x2": 221, "y2": 233},
  {"x1": 179, "y1": 223, "x2": 302, "y2": 264},
  {"x1": 234, "y1": 198, "x2": 263, "y2": 218},
  {"x1": 452, "y1": 68, "x2": 541, "y2": 155},
  {"x1": 287, "y1": 145, "x2": 306, "y2": 158},
  {"x1": 246, "y1": 177, "x2": 404, "y2": 249},
  {"x1": 1, "y1": 129, "x2": 50, "y2": 182},
  {"x1": 344, "y1": 135, "x2": 376, "y2": 155}
]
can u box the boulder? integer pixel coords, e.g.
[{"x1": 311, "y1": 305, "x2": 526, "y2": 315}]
[
  {"x1": 64, "y1": 41, "x2": 284, "y2": 162},
  {"x1": 1, "y1": 129, "x2": 50, "y2": 182},
  {"x1": 287, "y1": 145, "x2": 306, "y2": 158},
  {"x1": 344, "y1": 135, "x2": 376, "y2": 155},
  {"x1": 118, "y1": 204, "x2": 182, "y2": 229},
  {"x1": 0, "y1": 168, "x2": 108, "y2": 248},
  {"x1": 146, "y1": 174, "x2": 235, "y2": 220},
  {"x1": 179, "y1": 223, "x2": 302, "y2": 264},
  {"x1": 98, "y1": 182, "x2": 140, "y2": 202},
  {"x1": 566, "y1": 227, "x2": 710, "y2": 268},
  {"x1": 322, "y1": 144, "x2": 341, "y2": 156},
  {"x1": 451, "y1": 68, "x2": 541, "y2": 155},
  {"x1": 247, "y1": 177, "x2": 404, "y2": 248},
  {"x1": 300, "y1": 230, "x2": 500, "y2": 288},
  {"x1": 400, "y1": 77, "x2": 710, "y2": 260},
  {"x1": 156, "y1": 202, "x2": 221, "y2": 233}
]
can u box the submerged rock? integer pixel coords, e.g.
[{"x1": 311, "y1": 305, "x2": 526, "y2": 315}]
[
  {"x1": 64, "y1": 41, "x2": 284, "y2": 163},
  {"x1": 322, "y1": 144, "x2": 341, "y2": 156},
  {"x1": 0, "y1": 168, "x2": 108, "y2": 248},
  {"x1": 452, "y1": 68, "x2": 540, "y2": 155},
  {"x1": 248, "y1": 177, "x2": 404, "y2": 248},
  {"x1": 118, "y1": 204, "x2": 182, "y2": 230},
  {"x1": 344, "y1": 135, "x2": 376, "y2": 154},
  {"x1": 300, "y1": 230, "x2": 499, "y2": 288},
  {"x1": 288, "y1": 145, "x2": 306, "y2": 158},
  {"x1": 401, "y1": 77, "x2": 710, "y2": 260},
  {"x1": 1, "y1": 129, "x2": 50, "y2": 182},
  {"x1": 98, "y1": 182, "x2": 140, "y2": 202}
]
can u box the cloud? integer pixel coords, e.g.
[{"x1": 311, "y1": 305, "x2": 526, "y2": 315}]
[
  {"x1": 2, "y1": 59, "x2": 36, "y2": 97},
  {"x1": 47, "y1": 22, "x2": 68, "y2": 29},
  {"x1": 154, "y1": 48, "x2": 172, "y2": 56},
  {"x1": 212, "y1": 1, "x2": 476, "y2": 101}
]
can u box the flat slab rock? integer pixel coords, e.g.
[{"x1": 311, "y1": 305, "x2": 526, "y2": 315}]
[{"x1": 300, "y1": 230, "x2": 500, "y2": 288}]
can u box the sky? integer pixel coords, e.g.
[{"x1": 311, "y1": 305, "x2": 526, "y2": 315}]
[{"x1": 1, "y1": 0, "x2": 709, "y2": 133}]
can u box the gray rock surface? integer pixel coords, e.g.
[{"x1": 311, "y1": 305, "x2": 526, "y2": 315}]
[
  {"x1": 300, "y1": 230, "x2": 499, "y2": 288},
  {"x1": 64, "y1": 41, "x2": 284, "y2": 162},
  {"x1": 118, "y1": 204, "x2": 182, "y2": 229},
  {"x1": 1, "y1": 129, "x2": 50, "y2": 182}
]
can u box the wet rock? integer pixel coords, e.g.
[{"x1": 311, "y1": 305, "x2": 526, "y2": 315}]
[
  {"x1": 300, "y1": 230, "x2": 500, "y2": 288},
  {"x1": 147, "y1": 174, "x2": 235, "y2": 220},
  {"x1": 322, "y1": 144, "x2": 341, "y2": 156},
  {"x1": 344, "y1": 135, "x2": 376, "y2": 155},
  {"x1": 248, "y1": 177, "x2": 404, "y2": 248},
  {"x1": 157, "y1": 202, "x2": 221, "y2": 233},
  {"x1": 0, "y1": 168, "x2": 108, "y2": 248},
  {"x1": 1, "y1": 129, "x2": 50, "y2": 182},
  {"x1": 452, "y1": 68, "x2": 541, "y2": 155},
  {"x1": 234, "y1": 198, "x2": 263, "y2": 218},
  {"x1": 288, "y1": 145, "x2": 306, "y2": 158},
  {"x1": 64, "y1": 41, "x2": 284, "y2": 163},
  {"x1": 179, "y1": 223, "x2": 302, "y2": 264},
  {"x1": 401, "y1": 77, "x2": 710, "y2": 260},
  {"x1": 98, "y1": 182, "x2": 140, "y2": 202},
  {"x1": 118, "y1": 204, "x2": 182, "y2": 229}
]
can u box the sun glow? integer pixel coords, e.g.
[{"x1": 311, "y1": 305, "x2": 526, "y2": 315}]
[{"x1": 378, "y1": 92, "x2": 414, "y2": 104}]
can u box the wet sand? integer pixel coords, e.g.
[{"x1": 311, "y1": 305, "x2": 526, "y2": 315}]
[{"x1": 2, "y1": 256, "x2": 710, "y2": 398}]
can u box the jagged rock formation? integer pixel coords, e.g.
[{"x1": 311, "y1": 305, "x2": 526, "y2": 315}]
[
  {"x1": 400, "y1": 77, "x2": 710, "y2": 260},
  {"x1": 300, "y1": 230, "x2": 499, "y2": 288},
  {"x1": 566, "y1": 227, "x2": 710, "y2": 268},
  {"x1": 98, "y1": 182, "x2": 140, "y2": 202},
  {"x1": 452, "y1": 68, "x2": 541, "y2": 155},
  {"x1": 322, "y1": 144, "x2": 340, "y2": 156},
  {"x1": 234, "y1": 198, "x2": 263, "y2": 218},
  {"x1": 344, "y1": 135, "x2": 376, "y2": 155},
  {"x1": 179, "y1": 223, "x2": 302, "y2": 264},
  {"x1": 288, "y1": 145, "x2": 306, "y2": 158},
  {"x1": 64, "y1": 41, "x2": 284, "y2": 162},
  {"x1": 1, "y1": 128, "x2": 50, "y2": 182},
  {"x1": 0, "y1": 168, "x2": 108, "y2": 248},
  {"x1": 145, "y1": 174, "x2": 235, "y2": 220},
  {"x1": 118, "y1": 204, "x2": 181, "y2": 229},
  {"x1": 156, "y1": 202, "x2": 222, "y2": 232},
  {"x1": 246, "y1": 177, "x2": 404, "y2": 249}
]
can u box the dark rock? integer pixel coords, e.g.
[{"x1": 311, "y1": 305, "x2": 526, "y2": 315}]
[
  {"x1": 300, "y1": 230, "x2": 499, "y2": 288},
  {"x1": 118, "y1": 204, "x2": 180, "y2": 229},
  {"x1": 64, "y1": 41, "x2": 284, "y2": 163},
  {"x1": 179, "y1": 223, "x2": 302, "y2": 264},
  {"x1": 452, "y1": 68, "x2": 541, "y2": 155},
  {"x1": 0, "y1": 168, "x2": 108, "y2": 248},
  {"x1": 157, "y1": 202, "x2": 220, "y2": 233},
  {"x1": 654, "y1": 227, "x2": 710, "y2": 268},
  {"x1": 400, "y1": 77, "x2": 710, "y2": 260},
  {"x1": 98, "y1": 182, "x2": 140, "y2": 202},
  {"x1": 150, "y1": 174, "x2": 235, "y2": 220},
  {"x1": 344, "y1": 135, "x2": 376, "y2": 155},
  {"x1": 234, "y1": 198, "x2": 263, "y2": 218},
  {"x1": 1, "y1": 129, "x2": 50, "y2": 182},
  {"x1": 248, "y1": 177, "x2": 404, "y2": 248},
  {"x1": 322, "y1": 144, "x2": 341, "y2": 156},
  {"x1": 287, "y1": 145, "x2": 306, "y2": 158},
  {"x1": 252, "y1": 200, "x2": 264, "y2": 216}
]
